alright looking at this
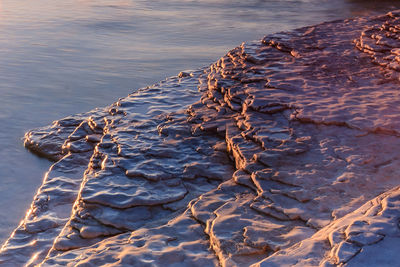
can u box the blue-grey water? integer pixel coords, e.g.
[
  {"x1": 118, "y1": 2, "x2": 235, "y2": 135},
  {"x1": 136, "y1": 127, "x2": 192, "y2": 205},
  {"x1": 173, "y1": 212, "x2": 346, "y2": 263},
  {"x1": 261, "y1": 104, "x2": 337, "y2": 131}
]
[{"x1": 0, "y1": 0, "x2": 399, "y2": 243}]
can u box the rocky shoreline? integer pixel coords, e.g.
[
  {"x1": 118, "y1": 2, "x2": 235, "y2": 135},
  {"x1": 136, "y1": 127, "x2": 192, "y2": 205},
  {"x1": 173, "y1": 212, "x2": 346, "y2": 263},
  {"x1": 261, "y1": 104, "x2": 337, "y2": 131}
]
[{"x1": 2, "y1": 11, "x2": 400, "y2": 266}]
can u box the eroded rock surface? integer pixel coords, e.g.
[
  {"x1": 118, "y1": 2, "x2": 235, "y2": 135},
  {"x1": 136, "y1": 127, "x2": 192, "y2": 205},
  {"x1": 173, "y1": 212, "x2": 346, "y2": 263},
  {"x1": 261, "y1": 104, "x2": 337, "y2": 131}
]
[{"x1": 2, "y1": 10, "x2": 400, "y2": 267}]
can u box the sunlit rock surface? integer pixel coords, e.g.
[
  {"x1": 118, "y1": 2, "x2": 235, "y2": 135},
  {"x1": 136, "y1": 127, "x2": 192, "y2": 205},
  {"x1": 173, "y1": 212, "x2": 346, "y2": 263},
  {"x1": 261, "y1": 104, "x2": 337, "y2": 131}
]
[{"x1": 2, "y1": 10, "x2": 400, "y2": 266}]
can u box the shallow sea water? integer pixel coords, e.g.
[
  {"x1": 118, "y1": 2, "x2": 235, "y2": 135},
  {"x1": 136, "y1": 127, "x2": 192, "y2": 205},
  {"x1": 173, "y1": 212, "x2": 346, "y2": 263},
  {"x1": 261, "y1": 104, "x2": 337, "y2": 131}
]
[{"x1": 0, "y1": 0, "x2": 399, "y2": 243}]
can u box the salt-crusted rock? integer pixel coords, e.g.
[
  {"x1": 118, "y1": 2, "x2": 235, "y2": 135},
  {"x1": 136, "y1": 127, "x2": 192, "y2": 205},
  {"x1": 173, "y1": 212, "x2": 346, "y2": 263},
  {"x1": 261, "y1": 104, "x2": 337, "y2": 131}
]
[
  {"x1": 253, "y1": 186, "x2": 400, "y2": 266},
  {"x1": 3, "y1": 10, "x2": 400, "y2": 267},
  {"x1": 43, "y1": 209, "x2": 219, "y2": 267},
  {"x1": 1, "y1": 70, "x2": 234, "y2": 266}
]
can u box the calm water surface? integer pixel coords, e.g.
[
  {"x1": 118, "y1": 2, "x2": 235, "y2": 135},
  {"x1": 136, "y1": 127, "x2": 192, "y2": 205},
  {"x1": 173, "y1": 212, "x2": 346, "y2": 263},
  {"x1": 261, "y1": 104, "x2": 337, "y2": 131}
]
[{"x1": 0, "y1": 0, "x2": 399, "y2": 242}]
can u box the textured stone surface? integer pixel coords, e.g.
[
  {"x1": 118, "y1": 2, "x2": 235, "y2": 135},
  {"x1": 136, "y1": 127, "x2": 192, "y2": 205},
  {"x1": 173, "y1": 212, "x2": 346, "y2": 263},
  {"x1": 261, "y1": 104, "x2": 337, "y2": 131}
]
[{"x1": 2, "y1": 10, "x2": 400, "y2": 267}]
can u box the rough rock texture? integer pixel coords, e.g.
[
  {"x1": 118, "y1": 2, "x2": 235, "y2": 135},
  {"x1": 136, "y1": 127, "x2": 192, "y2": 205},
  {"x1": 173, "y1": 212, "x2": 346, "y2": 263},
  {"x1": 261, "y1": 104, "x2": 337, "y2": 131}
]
[{"x1": 2, "y1": 10, "x2": 400, "y2": 267}]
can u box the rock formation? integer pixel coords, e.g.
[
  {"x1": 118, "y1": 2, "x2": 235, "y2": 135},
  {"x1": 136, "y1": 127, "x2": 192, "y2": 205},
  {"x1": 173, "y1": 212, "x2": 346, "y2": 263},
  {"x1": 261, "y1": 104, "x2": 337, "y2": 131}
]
[{"x1": 2, "y1": 10, "x2": 400, "y2": 267}]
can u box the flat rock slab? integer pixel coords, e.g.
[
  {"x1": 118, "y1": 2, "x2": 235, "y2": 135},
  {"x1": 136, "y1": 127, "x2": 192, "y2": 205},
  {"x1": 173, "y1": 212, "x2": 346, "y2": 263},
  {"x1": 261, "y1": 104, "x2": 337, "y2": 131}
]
[{"x1": 2, "y1": 10, "x2": 400, "y2": 267}]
